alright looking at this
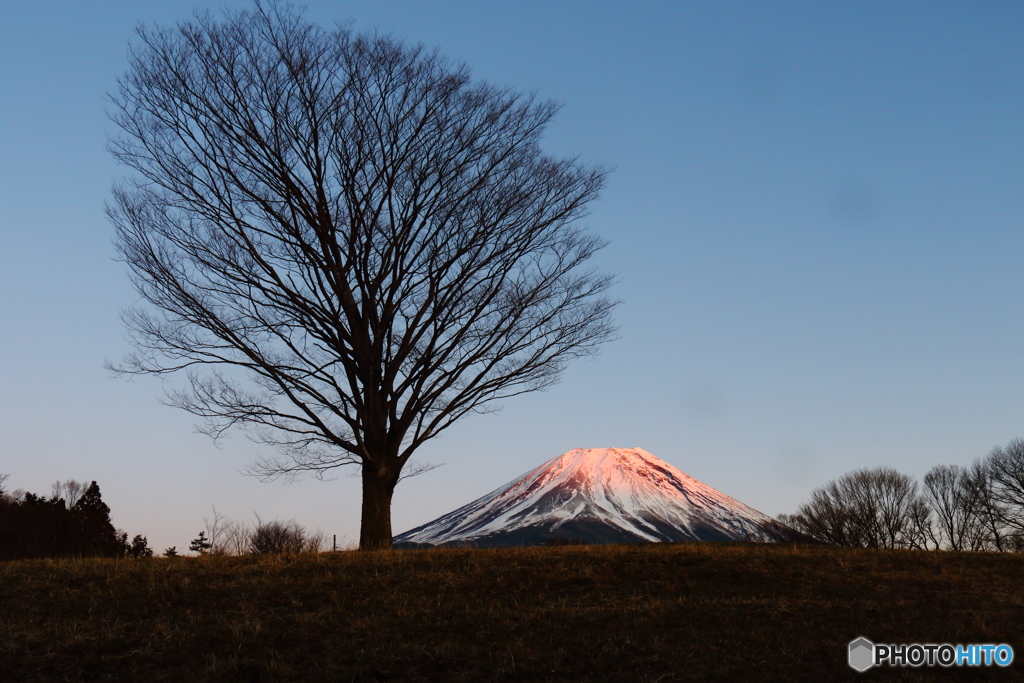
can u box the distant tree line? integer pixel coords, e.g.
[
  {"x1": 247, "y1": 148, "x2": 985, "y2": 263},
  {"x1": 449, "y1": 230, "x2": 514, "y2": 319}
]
[
  {"x1": 779, "y1": 438, "x2": 1024, "y2": 552},
  {"x1": 0, "y1": 477, "x2": 152, "y2": 561}
]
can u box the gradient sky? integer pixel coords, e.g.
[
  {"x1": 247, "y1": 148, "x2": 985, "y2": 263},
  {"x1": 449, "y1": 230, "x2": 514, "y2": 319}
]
[{"x1": 2, "y1": 0, "x2": 1023, "y2": 553}]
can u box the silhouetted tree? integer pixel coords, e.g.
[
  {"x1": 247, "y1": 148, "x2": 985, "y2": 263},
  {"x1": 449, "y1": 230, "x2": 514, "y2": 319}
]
[
  {"x1": 71, "y1": 481, "x2": 122, "y2": 556},
  {"x1": 965, "y1": 457, "x2": 1011, "y2": 551},
  {"x1": 164, "y1": 546, "x2": 179, "y2": 557},
  {"x1": 761, "y1": 515, "x2": 823, "y2": 544},
  {"x1": 107, "y1": 3, "x2": 616, "y2": 549},
  {"x1": 203, "y1": 507, "x2": 254, "y2": 555},
  {"x1": 1, "y1": 493, "x2": 73, "y2": 559},
  {"x1": 0, "y1": 479, "x2": 124, "y2": 560},
  {"x1": 923, "y1": 464, "x2": 991, "y2": 551},
  {"x1": 988, "y1": 439, "x2": 1024, "y2": 535},
  {"x1": 50, "y1": 480, "x2": 89, "y2": 509},
  {"x1": 189, "y1": 531, "x2": 212, "y2": 555},
  {"x1": 786, "y1": 467, "x2": 934, "y2": 549},
  {"x1": 127, "y1": 534, "x2": 154, "y2": 558}
]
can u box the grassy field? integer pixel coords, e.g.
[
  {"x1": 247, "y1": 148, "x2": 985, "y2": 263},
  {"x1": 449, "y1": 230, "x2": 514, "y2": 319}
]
[{"x1": 1, "y1": 542, "x2": 1022, "y2": 682}]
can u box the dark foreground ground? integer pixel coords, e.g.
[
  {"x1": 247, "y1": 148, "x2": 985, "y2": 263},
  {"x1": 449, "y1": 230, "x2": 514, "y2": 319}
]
[{"x1": 1, "y1": 542, "x2": 1022, "y2": 682}]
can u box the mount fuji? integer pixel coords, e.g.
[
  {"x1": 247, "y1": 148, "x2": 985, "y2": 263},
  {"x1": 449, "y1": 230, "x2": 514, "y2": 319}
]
[{"x1": 395, "y1": 447, "x2": 791, "y2": 548}]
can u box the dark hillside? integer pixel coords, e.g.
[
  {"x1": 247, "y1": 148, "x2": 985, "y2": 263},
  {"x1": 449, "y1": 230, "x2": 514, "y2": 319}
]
[{"x1": 1, "y1": 543, "x2": 1021, "y2": 682}]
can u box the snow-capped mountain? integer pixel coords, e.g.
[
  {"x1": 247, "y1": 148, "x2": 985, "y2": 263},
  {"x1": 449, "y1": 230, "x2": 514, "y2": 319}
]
[{"x1": 395, "y1": 447, "x2": 789, "y2": 547}]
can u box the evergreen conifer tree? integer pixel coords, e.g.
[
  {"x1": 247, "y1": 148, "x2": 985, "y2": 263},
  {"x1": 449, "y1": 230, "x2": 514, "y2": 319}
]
[
  {"x1": 128, "y1": 534, "x2": 153, "y2": 558},
  {"x1": 189, "y1": 531, "x2": 211, "y2": 555},
  {"x1": 71, "y1": 482, "x2": 121, "y2": 556}
]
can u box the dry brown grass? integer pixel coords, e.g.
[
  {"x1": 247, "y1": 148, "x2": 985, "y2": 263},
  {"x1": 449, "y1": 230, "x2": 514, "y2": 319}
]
[{"x1": 1, "y1": 542, "x2": 1022, "y2": 681}]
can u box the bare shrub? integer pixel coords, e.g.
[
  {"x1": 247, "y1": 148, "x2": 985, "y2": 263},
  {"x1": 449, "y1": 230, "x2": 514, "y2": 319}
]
[
  {"x1": 199, "y1": 508, "x2": 326, "y2": 555},
  {"x1": 204, "y1": 507, "x2": 253, "y2": 556},
  {"x1": 303, "y1": 529, "x2": 328, "y2": 553},
  {"x1": 248, "y1": 517, "x2": 308, "y2": 555}
]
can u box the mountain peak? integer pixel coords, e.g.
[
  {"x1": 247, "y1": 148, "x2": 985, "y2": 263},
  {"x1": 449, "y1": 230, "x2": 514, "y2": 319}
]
[{"x1": 396, "y1": 447, "x2": 785, "y2": 547}]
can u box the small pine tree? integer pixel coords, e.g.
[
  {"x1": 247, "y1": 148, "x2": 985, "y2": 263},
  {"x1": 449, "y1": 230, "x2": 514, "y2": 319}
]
[
  {"x1": 189, "y1": 531, "x2": 211, "y2": 555},
  {"x1": 163, "y1": 546, "x2": 178, "y2": 557}
]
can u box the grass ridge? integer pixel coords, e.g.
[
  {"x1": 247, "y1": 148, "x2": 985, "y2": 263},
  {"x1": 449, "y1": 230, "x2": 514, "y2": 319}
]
[{"x1": 1, "y1": 542, "x2": 1021, "y2": 681}]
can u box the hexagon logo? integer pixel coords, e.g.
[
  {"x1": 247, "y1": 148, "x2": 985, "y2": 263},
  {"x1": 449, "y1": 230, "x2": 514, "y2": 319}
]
[{"x1": 848, "y1": 637, "x2": 874, "y2": 672}]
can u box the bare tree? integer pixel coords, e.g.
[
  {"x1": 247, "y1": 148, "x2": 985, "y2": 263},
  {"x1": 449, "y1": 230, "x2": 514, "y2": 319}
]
[
  {"x1": 220, "y1": 520, "x2": 254, "y2": 556},
  {"x1": 212, "y1": 516, "x2": 255, "y2": 556},
  {"x1": 763, "y1": 515, "x2": 822, "y2": 544},
  {"x1": 106, "y1": 3, "x2": 616, "y2": 549},
  {"x1": 924, "y1": 465, "x2": 970, "y2": 551},
  {"x1": 786, "y1": 467, "x2": 933, "y2": 549},
  {"x1": 963, "y1": 457, "x2": 1007, "y2": 551},
  {"x1": 783, "y1": 487, "x2": 859, "y2": 547},
  {"x1": 903, "y1": 494, "x2": 937, "y2": 551},
  {"x1": 50, "y1": 480, "x2": 89, "y2": 509},
  {"x1": 923, "y1": 464, "x2": 994, "y2": 551},
  {"x1": 988, "y1": 439, "x2": 1024, "y2": 535},
  {"x1": 202, "y1": 506, "x2": 238, "y2": 555}
]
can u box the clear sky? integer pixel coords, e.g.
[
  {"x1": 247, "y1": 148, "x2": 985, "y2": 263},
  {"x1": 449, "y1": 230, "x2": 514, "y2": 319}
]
[{"x1": 2, "y1": 0, "x2": 1023, "y2": 553}]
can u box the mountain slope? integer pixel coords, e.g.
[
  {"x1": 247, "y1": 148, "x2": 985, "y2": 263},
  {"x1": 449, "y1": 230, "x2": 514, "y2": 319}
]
[{"x1": 395, "y1": 447, "x2": 787, "y2": 547}]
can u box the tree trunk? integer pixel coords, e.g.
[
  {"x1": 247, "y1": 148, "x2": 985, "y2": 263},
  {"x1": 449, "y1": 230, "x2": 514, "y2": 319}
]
[{"x1": 359, "y1": 463, "x2": 397, "y2": 550}]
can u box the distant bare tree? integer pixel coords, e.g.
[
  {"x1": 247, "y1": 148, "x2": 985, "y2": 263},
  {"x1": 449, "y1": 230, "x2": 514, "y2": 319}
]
[
  {"x1": 226, "y1": 520, "x2": 256, "y2": 557},
  {"x1": 203, "y1": 507, "x2": 253, "y2": 555},
  {"x1": 764, "y1": 515, "x2": 822, "y2": 544},
  {"x1": 988, "y1": 439, "x2": 1024, "y2": 535},
  {"x1": 107, "y1": 3, "x2": 616, "y2": 549},
  {"x1": 970, "y1": 457, "x2": 1008, "y2": 550},
  {"x1": 0, "y1": 474, "x2": 9, "y2": 499},
  {"x1": 203, "y1": 507, "x2": 228, "y2": 554},
  {"x1": 50, "y1": 480, "x2": 89, "y2": 509},
  {"x1": 924, "y1": 465, "x2": 968, "y2": 551},
  {"x1": 784, "y1": 477, "x2": 842, "y2": 546},
  {"x1": 219, "y1": 519, "x2": 254, "y2": 556},
  {"x1": 903, "y1": 494, "x2": 937, "y2": 551},
  {"x1": 787, "y1": 467, "x2": 933, "y2": 549},
  {"x1": 923, "y1": 464, "x2": 989, "y2": 551}
]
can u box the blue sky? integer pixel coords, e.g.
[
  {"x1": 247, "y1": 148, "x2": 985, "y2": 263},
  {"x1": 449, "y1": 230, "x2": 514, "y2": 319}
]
[{"x1": 2, "y1": 0, "x2": 1023, "y2": 552}]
